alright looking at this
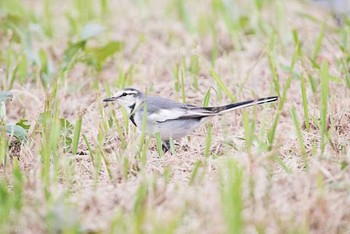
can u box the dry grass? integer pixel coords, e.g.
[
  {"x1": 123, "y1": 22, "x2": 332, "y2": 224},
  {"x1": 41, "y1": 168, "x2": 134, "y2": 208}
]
[{"x1": 1, "y1": 0, "x2": 350, "y2": 233}]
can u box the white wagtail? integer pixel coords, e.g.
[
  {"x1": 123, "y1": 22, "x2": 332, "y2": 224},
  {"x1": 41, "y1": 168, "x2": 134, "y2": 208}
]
[{"x1": 103, "y1": 88, "x2": 278, "y2": 153}]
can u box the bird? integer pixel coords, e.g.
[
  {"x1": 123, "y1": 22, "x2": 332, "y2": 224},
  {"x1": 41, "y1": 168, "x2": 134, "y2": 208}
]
[{"x1": 103, "y1": 88, "x2": 278, "y2": 153}]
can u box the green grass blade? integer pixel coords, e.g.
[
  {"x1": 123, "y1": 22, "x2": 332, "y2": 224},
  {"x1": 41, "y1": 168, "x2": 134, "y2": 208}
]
[
  {"x1": 204, "y1": 123, "x2": 213, "y2": 157},
  {"x1": 203, "y1": 88, "x2": 211, "y2": 107},
  {"x1": 291, "y1": 106, "x2": 307, "y2": 168},
  {"x1": 312, "y1": 24, "x2": 325, "y2": 62},
  {"x1": 189, "y1": 160, "x2": 203, "y2": 185},
  {"x1": 72, "y1": 112, "x2": 83, "y2": 155},
  {"x1": 219, "y1": 159, "x2": 244, "y2": 233},
  {"x1": 155, "y1": 132, "x2": 163, "y2": 157},
  {"x1": 210, "y1": 69, "x2": 235, "y2": 101},
  {"x1": 320, "y1": 62, "x2": 330, "y2": 154},
  {"x1": 300, "y1": 74, "x2": 310, "y2": 131},
  {"x1": 268, "y1": 54, "x2": 281, "y2": 97},
  {"x1": 243, "y1": 110, "x2": 255, "y2": 151},
  {"x1": 267, "y1": 76, "x2": 291, "y2": 149}
]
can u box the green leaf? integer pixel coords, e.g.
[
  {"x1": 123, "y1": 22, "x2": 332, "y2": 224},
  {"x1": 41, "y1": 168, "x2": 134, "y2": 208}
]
[
  {"x1": 85, "y1": 41, "x2": 124, "y2": 68},
  {"x1": 210, "y1": 69, "x2": 235, "y2": 102},
  {"x1": 341, "y1": 161, "x2": 348, "y2": 170},
  {"x1": 63, "y1": 41, "x2": 86, "y2": 62},
  {"x1": 5, "y1": 124, "x2": 27, "y2": 142},
  {"x1": 60, "y1": 118, "x2": 74, "y2": 132},
  {"x1": 16, "y1": 119, "x2": 31, "y2": 131},
  {"x1": 62, "y1": 40, "x2": 86, "y2": 70},
  {"x1": 155, "y1": 132, "x2": 163, "y2": 157},
  {"x1": 320, "y1": 61, "x2": 330, "y2": 153},
  {"x1": 203, "y1": 88, "x2": 211, "y2": 107},
  {"x1": 39, "y1": 49, "x2": 56, "y2": 89},
  {"x1": 291, "y1": 107, "x2": 307, "y2": 167},
  {"x1": 72, "y1": 114, "x2": 83, "y2": 155},
  {"x1": 328, "y1": 75, "x2": 343, "y2": 84},
  {"x1": 60, "y1": 118, "x2": 74, "y2": 152},
  {"x1": 175, "y1": 0, "x2": 194, "y2": 32}
]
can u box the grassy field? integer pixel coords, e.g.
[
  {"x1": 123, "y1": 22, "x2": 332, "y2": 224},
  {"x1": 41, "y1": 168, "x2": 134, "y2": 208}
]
[{"x1": 0, "y1": 0, "x2": 349, "y2": 233}]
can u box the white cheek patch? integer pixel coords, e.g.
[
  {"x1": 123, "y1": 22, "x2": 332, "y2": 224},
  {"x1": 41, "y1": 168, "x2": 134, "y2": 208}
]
[{"x1": 117, "y1": 98, "x2": 136, "y2": 108}]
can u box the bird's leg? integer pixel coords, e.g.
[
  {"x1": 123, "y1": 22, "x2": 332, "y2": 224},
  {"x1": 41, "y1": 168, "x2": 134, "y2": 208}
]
[{"x1": 162, "y1": 140, "x2": 171, "y2": 153}]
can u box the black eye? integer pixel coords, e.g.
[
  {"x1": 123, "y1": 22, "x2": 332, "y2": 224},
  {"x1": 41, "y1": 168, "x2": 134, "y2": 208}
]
[{"x1": 121, "y1": 93, "x2": 127, "y2": 97}]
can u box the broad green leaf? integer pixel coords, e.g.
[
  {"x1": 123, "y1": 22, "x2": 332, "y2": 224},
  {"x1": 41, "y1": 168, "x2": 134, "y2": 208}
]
[
  {"x1": 16, "y1": 119, "x2": 31, "y2": 131},
  {"x1": 86, "y1": 41, "x2": 124, "y2": 63},
  {"x1": 63, "y1": 41, "x2": 86, "y2": 63},
  {"x1": 39, "y1": 49, "x2": 56, "y2": 89},
  {"x1": 5, "y1": 124, "x2": 27, "y2": 142},
  {"x1": 62, "y1": 40, "x2": 86, "y2": 70}
]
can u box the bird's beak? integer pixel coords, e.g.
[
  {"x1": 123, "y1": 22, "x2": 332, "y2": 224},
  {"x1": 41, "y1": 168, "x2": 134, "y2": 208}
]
[{"x1": 103, "y1": 97, "x2": 117, "y2": 102}]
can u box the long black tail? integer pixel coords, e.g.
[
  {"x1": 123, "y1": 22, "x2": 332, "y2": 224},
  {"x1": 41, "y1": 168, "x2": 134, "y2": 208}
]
[{"x1": 203, "y1": 96, "x2": 278, "y2": 114}]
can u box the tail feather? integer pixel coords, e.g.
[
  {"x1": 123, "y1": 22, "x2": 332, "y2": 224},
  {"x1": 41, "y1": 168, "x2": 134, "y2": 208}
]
[
  {"x1": 202, "y1": 96, "x2": 278, "y2": 114},
  {"x1": 175, "y1": 96, "x2": 278, "y2": 121}
]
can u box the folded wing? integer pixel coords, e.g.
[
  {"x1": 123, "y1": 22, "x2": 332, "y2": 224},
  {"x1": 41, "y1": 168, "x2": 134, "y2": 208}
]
[{"x1": 148, "y1": 107, "x2": 215, "y2": 123}]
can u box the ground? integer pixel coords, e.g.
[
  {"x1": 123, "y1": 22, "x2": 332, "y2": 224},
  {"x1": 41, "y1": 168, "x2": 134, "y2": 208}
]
[{"x1": 0, "y1": 0, "x2": 350, "y2": 233}]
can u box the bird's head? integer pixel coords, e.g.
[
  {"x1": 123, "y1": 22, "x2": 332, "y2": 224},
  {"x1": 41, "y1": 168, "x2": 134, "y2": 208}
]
[{"x1": 103, "y1": 88, "x2": 143, "y2": 110}]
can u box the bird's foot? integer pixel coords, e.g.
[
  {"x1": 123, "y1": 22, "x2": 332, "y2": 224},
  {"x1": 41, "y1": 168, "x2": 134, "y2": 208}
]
[
  {"x1": 161, "y1": 140, "x2": 180, "y2": 155},
  {"x1": 162, "y1": 140, "x2": 170, "y2": 154}
]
